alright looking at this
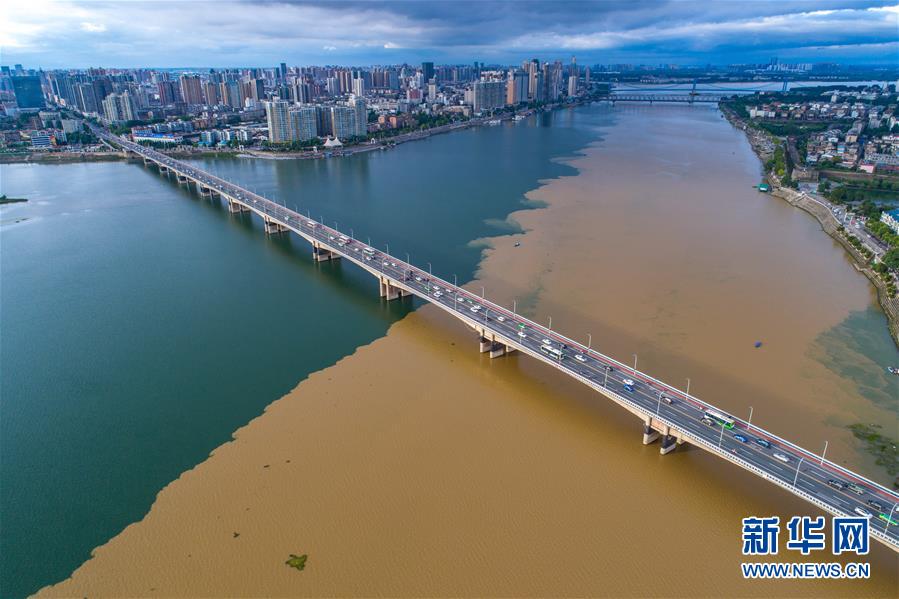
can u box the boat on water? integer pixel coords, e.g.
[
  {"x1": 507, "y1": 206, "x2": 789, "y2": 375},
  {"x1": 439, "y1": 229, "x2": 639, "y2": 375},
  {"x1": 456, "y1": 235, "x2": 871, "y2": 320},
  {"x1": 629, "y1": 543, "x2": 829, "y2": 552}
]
[
  {"x1": 888, "y1": 367, "x2": 899, "y2": 375},
  {"x1": 486, "y1": 119, "x2": 501, "y2": 126},
  {"x1": 513, "y1": 115, "x2": 526, "y2": 121}
]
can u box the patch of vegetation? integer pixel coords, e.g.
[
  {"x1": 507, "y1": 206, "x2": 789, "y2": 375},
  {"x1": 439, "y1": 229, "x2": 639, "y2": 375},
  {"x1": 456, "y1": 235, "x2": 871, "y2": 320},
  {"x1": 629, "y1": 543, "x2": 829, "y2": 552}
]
[
  {"x1": 848, "y1": 424, "x2": 899, "y2": 488},
  {"x1": 285, "y1": 553, "x2": 308, "y2": 571}
]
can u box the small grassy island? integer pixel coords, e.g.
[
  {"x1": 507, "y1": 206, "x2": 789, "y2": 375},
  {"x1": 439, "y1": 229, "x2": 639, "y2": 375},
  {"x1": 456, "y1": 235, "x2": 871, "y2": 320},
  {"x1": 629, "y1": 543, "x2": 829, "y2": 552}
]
[
  {"x1": 0, "y1": 194, "x2": 28, "y2": 205},
  {"x1": 285, "y1": 553, "x2": 308, "y2": 571},
  {"x1": 848, "y1": 423, "x2": 898, "y2": 488}
]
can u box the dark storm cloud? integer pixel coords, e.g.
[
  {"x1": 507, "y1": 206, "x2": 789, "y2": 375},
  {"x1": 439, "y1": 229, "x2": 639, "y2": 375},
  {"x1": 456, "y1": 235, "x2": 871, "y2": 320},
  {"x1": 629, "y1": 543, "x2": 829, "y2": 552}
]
[{"x1": 3, "y1": 0, "x2": 896, "y2": 68}]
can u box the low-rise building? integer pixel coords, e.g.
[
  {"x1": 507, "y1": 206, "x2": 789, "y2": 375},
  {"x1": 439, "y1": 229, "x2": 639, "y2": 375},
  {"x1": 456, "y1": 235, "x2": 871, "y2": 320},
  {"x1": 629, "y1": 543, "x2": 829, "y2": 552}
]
[{"x1": 881, "y1": 208, "x2": 899, "y2": 234}]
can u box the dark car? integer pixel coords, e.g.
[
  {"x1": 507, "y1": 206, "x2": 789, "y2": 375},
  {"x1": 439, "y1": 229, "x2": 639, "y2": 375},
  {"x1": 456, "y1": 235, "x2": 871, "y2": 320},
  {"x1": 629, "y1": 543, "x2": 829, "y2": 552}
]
[
  {"x1": 755, "y1": 438, "x2": 772, "y2": 449},
  {"x1": 827, "y1": 479, "x2": 847, "y2": 490}
]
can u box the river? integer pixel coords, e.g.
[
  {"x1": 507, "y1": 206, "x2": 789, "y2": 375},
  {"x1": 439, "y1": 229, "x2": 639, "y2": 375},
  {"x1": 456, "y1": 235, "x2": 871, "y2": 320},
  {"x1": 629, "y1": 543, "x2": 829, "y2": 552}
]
[{"x1": 3, "y1": 102, "x2": 897, "y2": 597}]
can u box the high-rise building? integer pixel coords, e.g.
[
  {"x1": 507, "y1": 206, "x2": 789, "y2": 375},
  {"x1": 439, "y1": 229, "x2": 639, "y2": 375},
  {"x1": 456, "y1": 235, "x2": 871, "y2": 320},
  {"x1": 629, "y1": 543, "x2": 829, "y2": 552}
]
[
  {"x1": 203, "y1": 81, "x2": 220, "y2": 105},
  {"x1": 507, "y1": 69, "x2": 528, "y2": 105},
  {"x1": 157, "y1": 80, "x2": 180, "y2": 105},
  {"x1": 279, "y1": 62, "x2": 288, "y2": 80},
  {"x1": 289, "y1": 106, "x2": 318, "y2": 141},
  {"x1": 351, "y1": 76, "x2": 365, "y2": 97},
  {"x1": 421, "y1": 61, "x2": 434, "y2": 83},
  {"x1": 471, "y1": 80, "x2": 505, "y2": 113},
  {"x1": 12, "y1": 76, "x2": 45, "y2": 109},
  {"x1": 427, "y1": 79, "x2": 437, "y2": 101},
  {"x1": 102, "y1": 92, "x2": 136, "y2": 122},
  {"x1": 527, "y1": 59, "x2": 540, "y2": 101},
  {"x1": 221, "y1": 81, "x2": 243, "y2": 109},
  {"x1": 74, "y1": 83, "x2": 99, "y2": 114},
  {"x1": 567, "y1": 75, "x2": 578, "y2": 97},
  {"x1": 329, "y1": 105, "x2": 356, "y2": 139},
  {"x1": 349, "y1": 95, "x2": 367, "y2": 137},
  {"x1": 265, "y1": 99, "x2": 292, "y2": 143},
  {"x1": 584, "y1": 66, "x2": 591, "y2": 90},
  {"x1": 179, "y1": 75, "x2": 204, "y2": 105}
]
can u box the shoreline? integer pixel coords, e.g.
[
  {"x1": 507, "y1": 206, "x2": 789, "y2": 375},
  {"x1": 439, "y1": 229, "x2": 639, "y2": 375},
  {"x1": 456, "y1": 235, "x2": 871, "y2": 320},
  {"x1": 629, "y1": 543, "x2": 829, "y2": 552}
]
[
  {"x1": 0, "y1": 97, "x2": 599, "y2": 166},
  {"x1": 721, "y1": 106, "x2": 899, "y2": 348}
]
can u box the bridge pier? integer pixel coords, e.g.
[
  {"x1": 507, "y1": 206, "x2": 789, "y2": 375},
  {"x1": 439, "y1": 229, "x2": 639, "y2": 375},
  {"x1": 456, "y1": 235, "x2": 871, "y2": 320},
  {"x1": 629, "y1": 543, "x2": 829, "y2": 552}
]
[
  {"x1": 227, "y1": 198, "x2": 250, "y2": 213},
  {"x1": 158, "y1": 165, "x2": 168, "y2": 174},
  {"x1": 198, "y1": 186, "x2": 212, "y2": 197},
  {"x1": 379, "y1": 278, "x2": 409, "y2": 301},
  {"x1": 312, "y1": 242, "x2": 338, "y2": 261},
  {"x1": 642, "y1": 416, "x2": 660, "y2": 445},
  {"x1": 176, "y1": 173, "x2": 189, "y2": 185},
  {"x1": 263, "y1": 216, "x2": 288, "y2": 235},
  {"x1": 659, "y1": 425, "x2": 677, "y2": 455},
  {"x1": 478, "y1": 335, "x2": 513, "y2": 358}
]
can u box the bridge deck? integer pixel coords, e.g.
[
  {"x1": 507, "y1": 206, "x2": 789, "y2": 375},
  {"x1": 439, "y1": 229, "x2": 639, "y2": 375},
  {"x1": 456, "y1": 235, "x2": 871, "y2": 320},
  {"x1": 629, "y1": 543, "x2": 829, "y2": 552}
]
[{"x1": 101, "y1": 129, "x2": 899, "y2": 551}]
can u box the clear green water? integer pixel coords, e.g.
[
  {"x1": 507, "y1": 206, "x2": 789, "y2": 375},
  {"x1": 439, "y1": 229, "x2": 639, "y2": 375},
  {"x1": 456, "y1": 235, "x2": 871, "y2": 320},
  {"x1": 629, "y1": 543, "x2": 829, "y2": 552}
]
[{"x1": 0, "y1": 110, "x2": 598, "y2": 598}]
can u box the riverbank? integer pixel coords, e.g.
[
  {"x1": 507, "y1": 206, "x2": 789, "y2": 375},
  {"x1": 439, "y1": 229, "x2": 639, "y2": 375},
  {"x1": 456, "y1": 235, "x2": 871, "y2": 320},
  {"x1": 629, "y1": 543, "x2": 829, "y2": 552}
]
[
  {"x1": 722, "y1": 106, "x2": 899, "y2": 348},
  {"x1": 37, "y1": 102, "x2": 898, "y2": 598},
  {"x1": 0, "y1": 150, "x2": 127, "y2": 164}
]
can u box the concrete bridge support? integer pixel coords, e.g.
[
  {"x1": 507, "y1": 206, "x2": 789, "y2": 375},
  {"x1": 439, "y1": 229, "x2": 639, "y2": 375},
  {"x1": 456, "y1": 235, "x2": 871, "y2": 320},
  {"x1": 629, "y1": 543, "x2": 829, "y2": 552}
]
[
  {"x1": 227, "y1": 198, "x2": 250, "y2": 213},
  {"x1": 660, "y1": 425, "x2": 677, "y2": 455},
  {"x1": 478, "y1": 335, "x2": 514, "y2": 358},
  {"x1": 199, "y1": 186, "x2": 212, "y2": 197},
  {"x1": 158, "y1": 165, "x2": 169, "y2": 174},
  {"x1": 379, "y1": 278, "x2": 410, "y2": 301},
  {"x1": 642, "y1": 416, "x2": 660, "y2": 445},
  {"x1": 263, "y1": 217, "x2": 288, "y2": 235},
  {"x1": 312, "y1": 242, "x2": 338, "y2": 262},
  {"x1": 176, "y1": 173, "x2": 189, "y2": 185}
]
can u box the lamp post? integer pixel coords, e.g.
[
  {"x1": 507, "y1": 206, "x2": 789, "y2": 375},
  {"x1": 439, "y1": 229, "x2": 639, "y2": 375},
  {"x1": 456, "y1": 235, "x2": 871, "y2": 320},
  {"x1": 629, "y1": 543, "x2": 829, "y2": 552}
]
[
  {"x1": 656, "y1": 390, "x2": 664, "y2": 416},
  {"x1": 427, "y1": 262, "x2": 432, "y2": 292},
  {"x1": 820, "y1": 441, "x2": 828, "y2": 466},
  {"x1": 748, "y1": 406, "x2": 754, "y2": 431},
  {"x1": 587, "y1": 333, "x2": 592, "y2": 350},
  {"x1": 685, "y1": 378, "x2": 691, "y2": 402},
  {"x1": 603, "y1": 365, "x2": 610, "y2": 388},
  {"x1": 386, "y1": 242, "x2": 389, "y2": 255},
  {"x1": 718, "y1": 421, "x2": 725, "y2": 449},
  {"x1": 792, "y1": 457, "x2": 805, "y2": 488},
  {"x1": 513, "y1": 299, "x2": 517, "y2": 315},
  {"x1": 632, "y1": 354, "x2": 638, "y2": 375}
]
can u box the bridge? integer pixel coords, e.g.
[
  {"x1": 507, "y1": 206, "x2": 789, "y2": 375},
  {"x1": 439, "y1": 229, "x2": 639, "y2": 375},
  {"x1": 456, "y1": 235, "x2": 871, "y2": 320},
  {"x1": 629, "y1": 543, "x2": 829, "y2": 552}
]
[
  {"x1": 605, "y1": 94, "x2": 726, "y2": 104},
  {"x1": 96, "y1": 126, "x2": 899, "y2": 552}
]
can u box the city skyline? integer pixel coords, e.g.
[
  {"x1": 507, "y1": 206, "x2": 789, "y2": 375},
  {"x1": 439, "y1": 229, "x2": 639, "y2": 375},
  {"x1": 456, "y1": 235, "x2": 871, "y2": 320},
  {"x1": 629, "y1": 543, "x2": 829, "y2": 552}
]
[{"x1": 2, "y1": 1, "x2": 898, "y2": 69}]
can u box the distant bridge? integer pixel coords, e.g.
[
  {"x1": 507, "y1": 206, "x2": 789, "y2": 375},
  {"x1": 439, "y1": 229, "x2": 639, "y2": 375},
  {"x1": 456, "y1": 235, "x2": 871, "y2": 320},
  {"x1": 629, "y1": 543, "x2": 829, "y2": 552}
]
[
  {"x1": 96, "y1": 125, "x2": 899, "y2": 552},
  {"x1": 606, "y1": 94, "x2": 726, "y2": 104}
]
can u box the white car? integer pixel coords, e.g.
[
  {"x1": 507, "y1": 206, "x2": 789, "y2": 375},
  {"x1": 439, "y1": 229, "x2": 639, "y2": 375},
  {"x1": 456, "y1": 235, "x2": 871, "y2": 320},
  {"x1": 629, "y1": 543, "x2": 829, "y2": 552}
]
[
  {"x1": 390, "y1": 262, "x2": 397, "y2": 267},
  {"x1": 518, "y1": 331, "x2": 527, "y2": 338},
  {"x1": 383, "y1": 261, "x2": 389, "y2": 266},
  {"x1": 773, "y1": 452, "x2": 790, "y2": 464},
  {"x1": 622, "y1": 378, "x2": 635, "y2": 387},
  {"x1": 854, "y1": 507, "x2": 872, "y2": 518},
  {"x1": 542, "y1": 338, "x2": 552, "y2": 345},
  {"x1": 574, "y1": 354, "x2": 587, "y2": 363},
  {"x1": 415, "y1": 276, "x2": 422, "y2": 282},
  {"x1": 497, "y1": 316, "x2": 505, "y2": 322},
  {"x1": 470, "y1": 305, "x2": 481, "y2": 312}
]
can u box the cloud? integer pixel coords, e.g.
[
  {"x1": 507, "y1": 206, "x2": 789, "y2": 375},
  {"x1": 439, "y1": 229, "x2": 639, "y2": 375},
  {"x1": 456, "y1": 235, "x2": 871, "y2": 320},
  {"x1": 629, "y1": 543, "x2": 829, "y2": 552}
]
[
  {"x1": 2, "y1": 0, "x2": 897, "y2": 68},
  {"x1": 79, "y1": 22, "x2": 107, "y2": 33}
]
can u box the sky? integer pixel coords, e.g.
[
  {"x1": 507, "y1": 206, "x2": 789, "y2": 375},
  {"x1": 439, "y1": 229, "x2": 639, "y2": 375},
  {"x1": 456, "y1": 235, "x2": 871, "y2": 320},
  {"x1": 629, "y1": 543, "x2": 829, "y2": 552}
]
[{"x1": 2, "y1": 0, "x2": 897, "y2": 69}]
